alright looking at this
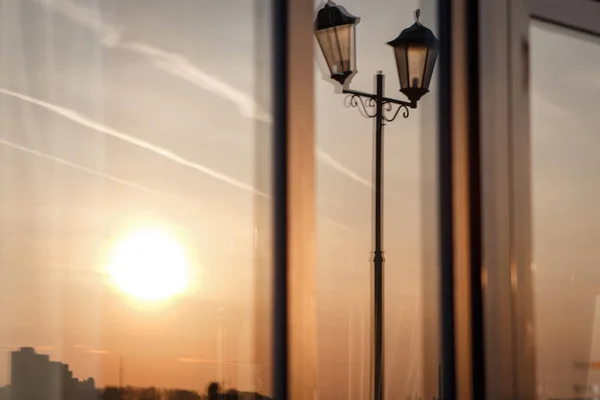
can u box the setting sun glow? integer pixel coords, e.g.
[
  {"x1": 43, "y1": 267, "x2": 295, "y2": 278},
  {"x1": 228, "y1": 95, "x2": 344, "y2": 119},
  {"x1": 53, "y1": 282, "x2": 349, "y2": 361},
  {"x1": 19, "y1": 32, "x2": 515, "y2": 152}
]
[{"x1": 105, "y1": 228, "x2": 190, "y2": 301}]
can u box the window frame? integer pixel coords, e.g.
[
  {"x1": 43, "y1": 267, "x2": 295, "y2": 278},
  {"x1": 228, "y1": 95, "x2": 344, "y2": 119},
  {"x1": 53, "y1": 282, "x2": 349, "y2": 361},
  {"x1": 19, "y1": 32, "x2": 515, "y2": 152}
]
[
  {"x1": 433, "y1": 1, "x2": 535, "y2": 399},
  {"x1": 531, "y1": 0, "x2": 600, "y2": 38},
  {"x1": 272, "y1": 0, "x2": 318, "y2": 399},
  {"x1": 272, "y1": 0, "x2": 560, "y2": 398}
]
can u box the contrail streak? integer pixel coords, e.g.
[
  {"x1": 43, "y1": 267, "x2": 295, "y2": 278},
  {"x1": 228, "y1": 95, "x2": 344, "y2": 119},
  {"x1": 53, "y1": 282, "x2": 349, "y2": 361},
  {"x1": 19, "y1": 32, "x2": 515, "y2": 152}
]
[
  {"x1": 316, "y1": 148, "x2": 372, "y2": 188},
  {"x1": 0, "y1": 88, "x2": 270, "y2": 198},
  {"x1": 0, "y1": 138, "x2": 157, "y2": 194},
  {"x1": 322, "y1": 217, "x2": 356, "y2": 234},
  {"x1": 118, "y1": 41, "x2": 273, "y2": 124},
  {"x1": 36, "y1": 0, "x2": 371, "y2": 188},
  {"x1": 3, "y1": 139, "x2": 357, "y2": 242},
  {"x1": 0, "y1": 97, "x2": 355, "y2": 233},
  {"x1": 0, "y1": 139, "x2": 266, "y2": 221},
  {"x1": 37, "y1": 0, "x2": 271, "y2": 124}
]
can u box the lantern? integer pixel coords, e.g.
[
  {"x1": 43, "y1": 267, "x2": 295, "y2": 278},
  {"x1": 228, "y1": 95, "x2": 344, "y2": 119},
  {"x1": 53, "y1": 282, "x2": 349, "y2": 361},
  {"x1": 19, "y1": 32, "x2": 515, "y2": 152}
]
[
  {"x1": 387, "y1": 10, "x2": 439, "y2": 102},
  {"x1": 314, "y1": 1, "x2": 360, "y2": 85}
]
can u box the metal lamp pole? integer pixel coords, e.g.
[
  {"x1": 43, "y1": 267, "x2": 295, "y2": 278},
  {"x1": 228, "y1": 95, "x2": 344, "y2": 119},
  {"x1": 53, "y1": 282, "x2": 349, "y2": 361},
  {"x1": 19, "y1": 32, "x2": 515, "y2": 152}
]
[
  {"x1": 373, "y1": 73, "x2": 385, "y2": 400},
  {"x1": 343, "y1": 72, "x2": 416, "y2": 400},
  {"x1": 314, "y1": 4, "x2": 439, "y2": 399}
]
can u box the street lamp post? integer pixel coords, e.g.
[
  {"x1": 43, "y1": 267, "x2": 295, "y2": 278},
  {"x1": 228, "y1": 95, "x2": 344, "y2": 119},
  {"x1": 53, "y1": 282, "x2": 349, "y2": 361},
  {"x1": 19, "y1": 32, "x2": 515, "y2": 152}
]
[{"x1": 314, "y1": 3, "x2": 439, "y2": 400}]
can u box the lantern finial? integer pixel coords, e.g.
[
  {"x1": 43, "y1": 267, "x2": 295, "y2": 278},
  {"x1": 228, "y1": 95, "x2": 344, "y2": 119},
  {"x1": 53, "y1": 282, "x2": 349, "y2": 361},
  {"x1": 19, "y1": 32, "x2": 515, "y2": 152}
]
[{"x1": 415, "y1": 9, "x2": 421, "y2": 24}]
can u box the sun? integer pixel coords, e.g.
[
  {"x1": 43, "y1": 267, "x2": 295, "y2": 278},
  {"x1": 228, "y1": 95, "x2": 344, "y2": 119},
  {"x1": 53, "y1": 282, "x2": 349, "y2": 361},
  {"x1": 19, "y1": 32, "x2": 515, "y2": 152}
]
[{"x1": 104, "y1": 227, "x2": 191, "y2": 301}]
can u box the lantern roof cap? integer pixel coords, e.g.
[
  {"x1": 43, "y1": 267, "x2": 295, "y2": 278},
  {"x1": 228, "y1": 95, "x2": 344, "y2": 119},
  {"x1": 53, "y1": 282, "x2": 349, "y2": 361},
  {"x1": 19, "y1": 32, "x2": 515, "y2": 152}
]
[
  {"x1": 387, "y1": 9, "x2": 439, "y2": 47},
  {"x1": 314, "y1": 1, "x2": 360, "y2": 30}
]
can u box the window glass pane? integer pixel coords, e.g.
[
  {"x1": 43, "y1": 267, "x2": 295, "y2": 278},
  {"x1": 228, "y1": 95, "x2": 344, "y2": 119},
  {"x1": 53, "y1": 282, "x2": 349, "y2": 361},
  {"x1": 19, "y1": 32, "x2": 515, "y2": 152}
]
[
  {"x1": 531, "y1": 22, "x2": 600, "y2": 400},
  {"x1": 314, "y1": 0, "x2": 440, "y2": 398},
  {"x1": 0, "y1": 1, "x2": 273, "y2": 399}
]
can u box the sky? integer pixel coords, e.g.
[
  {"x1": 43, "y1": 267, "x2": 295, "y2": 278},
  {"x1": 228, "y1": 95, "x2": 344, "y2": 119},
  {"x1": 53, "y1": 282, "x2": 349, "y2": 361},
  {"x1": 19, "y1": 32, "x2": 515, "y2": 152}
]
[
  {"x1": 0, "y1": 0, "x2": 426, "y2": 398},
  {"x1": 0, "y1": 0, "x2": 599, "y2": 399}
]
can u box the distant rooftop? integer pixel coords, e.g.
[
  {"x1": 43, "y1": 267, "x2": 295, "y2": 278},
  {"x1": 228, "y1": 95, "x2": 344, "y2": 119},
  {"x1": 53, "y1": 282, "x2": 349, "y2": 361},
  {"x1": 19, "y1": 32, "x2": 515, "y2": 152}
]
[{"x1": 18, "y1": 347, "x2": 35, "y2": 354}]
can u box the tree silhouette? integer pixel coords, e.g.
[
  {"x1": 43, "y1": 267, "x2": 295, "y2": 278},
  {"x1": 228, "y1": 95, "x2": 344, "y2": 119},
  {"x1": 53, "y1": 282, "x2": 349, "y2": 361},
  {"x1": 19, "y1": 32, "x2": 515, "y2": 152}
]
[
  {"x1": 206, "y1": 382, "x2": 221, "y2": 400},
  {"x1": 102, "y1": 387, "x2": 123, "y2": 400}
]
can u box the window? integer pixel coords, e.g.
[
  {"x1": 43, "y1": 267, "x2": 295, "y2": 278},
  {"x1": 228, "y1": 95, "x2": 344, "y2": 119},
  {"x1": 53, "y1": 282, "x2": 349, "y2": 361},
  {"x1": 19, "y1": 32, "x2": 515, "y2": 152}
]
[
  {"x1": 313, "y1": 0, "x2": 440, "y2": 398},
  {"x1": 0, "y1": 1, "x2": 274, "y2": 398},
  {"x1": 531, "y1": 21, "x2": 600, "y2": 399}
]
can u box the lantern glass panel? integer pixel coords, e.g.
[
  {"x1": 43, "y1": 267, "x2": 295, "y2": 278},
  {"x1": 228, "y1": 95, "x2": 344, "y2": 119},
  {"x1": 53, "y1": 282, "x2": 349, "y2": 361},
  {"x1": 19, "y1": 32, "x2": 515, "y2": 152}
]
[
  {"x1": 315, "y1": 24, "x2": 355, "y2": 77},
  {"x1": 406, "y1": 43, "x2": 428, "y2": 89},
  {"x1": 393, "y1": 44, "x2": 409, "y2": 89},
  {"x1": 423, "y1": 46, "x2": 439, "y2": 90}
]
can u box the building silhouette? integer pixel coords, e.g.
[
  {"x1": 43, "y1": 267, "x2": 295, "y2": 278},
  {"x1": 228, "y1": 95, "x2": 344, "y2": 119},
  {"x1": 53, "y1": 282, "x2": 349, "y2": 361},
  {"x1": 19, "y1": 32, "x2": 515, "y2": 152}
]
[
  {"x1": 6, "y1": 347, "x2": 271, "y2": 400},
  {"x1": 11, "y1": 347, "x2": 96, "y2": 400}
]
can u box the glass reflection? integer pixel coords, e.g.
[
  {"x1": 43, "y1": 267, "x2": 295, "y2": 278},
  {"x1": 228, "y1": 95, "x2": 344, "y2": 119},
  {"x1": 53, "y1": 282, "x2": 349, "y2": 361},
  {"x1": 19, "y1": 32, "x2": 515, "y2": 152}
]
[
  {"x1": 532, "y1": 21, "x2": 600, "y2": 400},
  {"x1": 314, "y1": 0, "x2": 439, "y2": 398},
  {"x1": 0, "y1": 0, "x2": 273, "y2": 399}
]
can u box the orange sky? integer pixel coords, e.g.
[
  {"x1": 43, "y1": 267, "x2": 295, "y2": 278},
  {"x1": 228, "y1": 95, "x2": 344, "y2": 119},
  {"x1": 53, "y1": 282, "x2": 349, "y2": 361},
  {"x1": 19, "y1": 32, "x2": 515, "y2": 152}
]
[{"x1": 0, "y1": 0, "x2": 599, "y2": 399}]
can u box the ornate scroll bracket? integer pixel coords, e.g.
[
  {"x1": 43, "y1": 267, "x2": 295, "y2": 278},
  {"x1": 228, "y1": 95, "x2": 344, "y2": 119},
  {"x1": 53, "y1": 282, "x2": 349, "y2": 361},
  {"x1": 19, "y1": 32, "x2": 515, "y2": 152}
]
[
  {"x1": 344, "y1": 94, "x2": 377, "y2": 119},
  {"x1": 382, "y1": 101, "x2": 410, "y2": 123},
  {"x1": 343, "y1": 94, "x2": 411, "y2": 122}
]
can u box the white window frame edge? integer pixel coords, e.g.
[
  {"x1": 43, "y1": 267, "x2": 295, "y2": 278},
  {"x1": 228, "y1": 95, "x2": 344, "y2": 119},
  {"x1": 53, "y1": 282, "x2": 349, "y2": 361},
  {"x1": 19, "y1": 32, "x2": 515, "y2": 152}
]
[
  {"x1": 480, "y1": 0, "x2": 536, "y2": 398},
  {"x1": 531, "y1": 0, "x2": 600, "y2": 38},
  {"x1": 420, "y1": 1, "x2": 537, "y2": 398},
  {"x1": 509, "y1": 0, "x2": 537, "y2": 397},
  {"x1": 479, "y1": 1, "x2": 515, "y2": 399}
]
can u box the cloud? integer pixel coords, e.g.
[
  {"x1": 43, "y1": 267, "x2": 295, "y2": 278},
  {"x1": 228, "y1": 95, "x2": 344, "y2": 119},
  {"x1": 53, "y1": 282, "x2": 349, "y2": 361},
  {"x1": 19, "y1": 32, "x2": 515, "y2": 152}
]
[
  {"x1": 178, "y1": 358, "x2": 212, "y2": 363},
  {"x1": 88, "y1": 349, "x2": 109, "y2": 354},
  {"x1": 0, "y1": 88, "x2": 269, "y2": 199},
  {"x1": 178, "y1": 358, "x2": 256, "y2": 365}
]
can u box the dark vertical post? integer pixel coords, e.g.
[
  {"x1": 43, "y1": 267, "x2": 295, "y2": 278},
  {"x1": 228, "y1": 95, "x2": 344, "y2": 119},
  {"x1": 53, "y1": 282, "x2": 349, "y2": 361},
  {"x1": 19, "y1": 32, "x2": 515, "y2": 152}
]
[
  {"x1": 438, "y1": 0, "x2": 457, "y2": 398},
  {"x1": 466, "y1": 1, "x2": 486, "y2": 399},
  {"x1": 373, "y1": 71, "x2": 385, "y2": 400},
  {"x1": 272, "y1": 0, "x2": 288, "y2": 399}
]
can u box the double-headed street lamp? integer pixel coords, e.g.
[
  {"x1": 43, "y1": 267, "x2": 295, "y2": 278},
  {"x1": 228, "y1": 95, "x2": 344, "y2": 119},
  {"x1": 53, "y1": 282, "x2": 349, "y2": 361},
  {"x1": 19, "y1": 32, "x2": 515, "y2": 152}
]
[{"x1": 314, "y1": 3, "x2": 439, "y2": 400}]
